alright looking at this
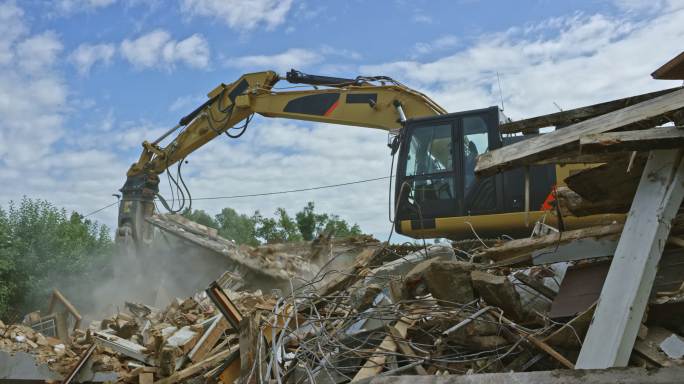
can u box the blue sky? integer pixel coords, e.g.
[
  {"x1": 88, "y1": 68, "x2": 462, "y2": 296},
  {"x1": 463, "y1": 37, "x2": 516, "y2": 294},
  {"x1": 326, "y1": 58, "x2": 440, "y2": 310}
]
[{"x1": 1, "y1": 0, "x2": 682, "y2": 240}]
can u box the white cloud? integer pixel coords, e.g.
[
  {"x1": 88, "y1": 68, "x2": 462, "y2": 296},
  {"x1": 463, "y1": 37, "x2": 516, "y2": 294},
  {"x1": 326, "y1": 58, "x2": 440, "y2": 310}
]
[
  {"x1": 169, "y1": 94, "x2": 205, "y2": 112},
  {"x1": 361, "y1": 6, "x2": 684, "y2": 120},
  {"x1": 5, "y1": 0, "x2": 684, "y2": 243},
  {"x1": 16, "y1": 31, "x2": 63, "y2": 74},
  {"x1": 227, "y1": 48, "x2": 323, "y2": 72},
  {"x1": 0, "y1": 1, "x2": 26, "y2": 64},
  {"x1": 55, "y1": 0, "x2": 117, "y2": 14},
  {"x1": 612, "y1": 0, "x2": 668, "y2": 12},
  {"x1": 412, "y1": 14, "x2": 432, "y2": 24},
  {"x1": 120, "y1": 29, "x2": 210, "y2": 70},
  {"x1": 180, "y1": 0, "x2": 294, "y2": 31},
  {"x1": 413, "y1": 35, "x2": 459, "y2": 57},
  {"x1": 0, "y1": 3, "x2": 129, "y2": 229},
  {"x1": 69, "y1": 43, "x2": 116, "y2": 75},
  {"x1": 320, "y1": 45, "x2": 362, "y2": 61}
]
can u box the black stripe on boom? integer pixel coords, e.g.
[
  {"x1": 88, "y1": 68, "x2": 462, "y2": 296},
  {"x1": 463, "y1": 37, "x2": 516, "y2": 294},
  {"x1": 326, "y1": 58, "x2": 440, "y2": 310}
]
[
  {"x1": 284, "y1": 93, "x2": 340, "y2": 115},
  {"x1": 346, "y1": 93, "x2": 377, "y2": 104},
  {"x1": 228, "y1": 79, "x2": 249, "y2": 102}
]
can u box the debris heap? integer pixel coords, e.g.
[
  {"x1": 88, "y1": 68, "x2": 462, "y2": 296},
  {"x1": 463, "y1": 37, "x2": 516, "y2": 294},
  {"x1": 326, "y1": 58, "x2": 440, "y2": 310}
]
[{"x1": 3, "y1": 51, "x2": 684, "y2": 383}]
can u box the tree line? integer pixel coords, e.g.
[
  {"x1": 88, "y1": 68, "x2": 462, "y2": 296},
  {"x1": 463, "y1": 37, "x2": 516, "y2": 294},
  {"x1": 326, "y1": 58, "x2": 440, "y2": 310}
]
[
  {"x1": 0, "y1": 198, "x2": 113, "y2": 321},
  {"x1": 0, "y1": 198, "x2": 363, "y2": 320},
  {"x1": 181, "y1": 201, "x2": 362, "y2": 246}
]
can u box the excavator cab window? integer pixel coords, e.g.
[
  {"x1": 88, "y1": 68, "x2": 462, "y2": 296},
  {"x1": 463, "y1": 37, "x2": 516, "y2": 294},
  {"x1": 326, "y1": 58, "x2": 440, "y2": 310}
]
[{"x1": 395, "y1": 107, "x2": 503, "y2": 232}]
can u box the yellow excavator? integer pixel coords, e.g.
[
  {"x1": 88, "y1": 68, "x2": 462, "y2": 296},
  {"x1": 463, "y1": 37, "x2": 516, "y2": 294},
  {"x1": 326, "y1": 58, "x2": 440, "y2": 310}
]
[{"x1": 116, "y1": 69, "x2": 611, "y2": 251}]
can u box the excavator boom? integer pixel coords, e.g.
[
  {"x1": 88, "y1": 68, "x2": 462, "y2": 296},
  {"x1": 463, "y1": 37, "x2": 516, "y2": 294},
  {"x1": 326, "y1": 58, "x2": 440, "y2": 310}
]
[{"x1": 117, "y1": 70, "x2": 445, "y2": 250}]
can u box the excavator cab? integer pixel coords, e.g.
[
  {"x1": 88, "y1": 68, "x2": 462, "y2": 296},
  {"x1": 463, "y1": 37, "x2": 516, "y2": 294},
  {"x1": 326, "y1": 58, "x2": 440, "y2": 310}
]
[{"x1": 394, "y1": 106, "x2": 557, "y2": 240}]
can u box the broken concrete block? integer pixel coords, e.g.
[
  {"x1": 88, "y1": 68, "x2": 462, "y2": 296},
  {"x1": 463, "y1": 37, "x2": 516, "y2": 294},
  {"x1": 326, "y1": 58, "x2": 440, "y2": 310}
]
[
  {"x1": 660, "y1": 333, "x2": 684, "y2": 359},
  {"x1": 471, "y1": 270, "x2": 525, "y2": 321},
  {"x1": 403, "y1": 259, "x2": 475, "y2": 305},
  {"x1": 365, "y1": 244, "x2": 456, "y2": 286},
  {"x1": 350, "y1": 283, "x2": 383, "y2": 312}
]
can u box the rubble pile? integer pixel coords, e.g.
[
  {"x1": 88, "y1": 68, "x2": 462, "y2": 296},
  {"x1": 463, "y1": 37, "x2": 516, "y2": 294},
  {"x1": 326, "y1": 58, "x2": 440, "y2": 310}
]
[
  {"x1": 3, "y1": 53, "x2": 684, "y2": 383},
  {"x1": 2, "y1": 233, "x2": 683, "y2": 383},
  {"x1": 0, "y1": 287, "x2": 272, "y2": 380},
  {"x1": 0, "y1": 320, "x2": 82, "y2": 373}
]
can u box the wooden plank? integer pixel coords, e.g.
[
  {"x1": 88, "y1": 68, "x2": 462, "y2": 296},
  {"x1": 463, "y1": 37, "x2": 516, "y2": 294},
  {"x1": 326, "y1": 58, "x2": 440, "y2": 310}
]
[
  {"x1": 500, "y1": 87, "x2": 681, "y2": 134},
  {"x1": 499, "y1": 314, "x2": 574, "y2": 369},
  {"x1": 139, "y1": 372, "x2": 154, "y2": 384},
  {"x1": 48, "y1": 289, "x2": 82, "y2": 331},
  {"x1": 580, "y1": 126, "x2": 684, "y2": 153},
  {"x1": 218, "y1": 356, "x2": 241, "y2": 384},
  {"x1": 652, "y1": 51, "x2": 684, "y2": 80},
  {"x1": 633, "y1": 326, "x2": 676, "y2": 367},
  {"x1": 352, "y1": 318, "x2": 413, "y2": 381},
  {"x1": 188, "y1": 316, "x2": 229, "y2": 363},
  {"x1": 388, "y1": 327, "x2": 429, "y2": 375},
  {"x1": 533, "y1": 151, "x2": 626, "y2": 165},
  {"x1": 153, "y1": 346, "x2": 237, "y2": 384},
  {"x1": 239, "y1": 312, "x2": 261, "y2": 384},
  {"x1": 526, "y1": 335, "x2": 575, "y2": 369},
  {"x1": 576, "y1": 149, "x2": 684, "y2": 369},
  {"x1": 475, "y1": 88, "x2": 684, "y2": 177},
  {"x1": 476, "y1": 223, "x2": 624, "y2": 263},
  {"x1": 61, "y1": 344, "x2": 95, "y2": 384},
  {"x1": 206, "y1": 282, "x2": 243, "y2": 330}
]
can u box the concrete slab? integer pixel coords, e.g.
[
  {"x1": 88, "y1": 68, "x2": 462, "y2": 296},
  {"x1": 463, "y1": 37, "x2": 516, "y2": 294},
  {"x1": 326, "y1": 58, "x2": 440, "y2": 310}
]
[{"x1": 358, "y1": 366, "x2": 684, "y2": 384}]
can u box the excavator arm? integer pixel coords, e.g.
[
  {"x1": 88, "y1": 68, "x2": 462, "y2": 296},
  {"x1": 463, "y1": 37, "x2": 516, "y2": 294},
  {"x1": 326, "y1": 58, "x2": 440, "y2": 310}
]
[{"x1": 117, "y1": 69, "x2": 446, "y2": 251}]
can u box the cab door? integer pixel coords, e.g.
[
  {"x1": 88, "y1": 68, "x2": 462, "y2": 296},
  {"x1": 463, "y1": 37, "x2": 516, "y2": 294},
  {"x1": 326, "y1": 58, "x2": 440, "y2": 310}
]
[
  {"x1": 395, "y1": 107, "x2": 503, "y2": 234},
  {"x1": 395, "y1": 118, "x2": 459, "y2": 231}
]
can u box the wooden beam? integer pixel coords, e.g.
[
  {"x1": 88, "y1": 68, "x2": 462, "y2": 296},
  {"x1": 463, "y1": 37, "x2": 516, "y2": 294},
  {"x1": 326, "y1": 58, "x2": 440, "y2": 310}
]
[
  {"x1": 48, "y1": 289, "x2": 82, "y2": 331},
  {"x1": 61, "y1": 344, "x2": 95, "y2": 384},
  {"x1": 153, "y1": 346, "x2": 237, "y2": 384},
  {"x1": 533, "y1": 152, "x2": 626, "y2": 165},
  {"x1": 352, "y1": 318, "x2": 413, "y2": 381},
  {"x1": 206, "y1": 282, "x2": 243, "y2": 331},
  {"x1": 500, "y1": 87, "x2": 682, "y2": 134},
  {"x1": 388, "y1": 327, "x2": 429, "y2": 375},
  {"x1": 499, "y1": 314, "x2": 574, "y2": 369},
  {"x1": 475, "y1": 88, "x2": 684, "y2": 177},
  {"x1": 576, "y1": 149, "x2": 684, "y2": 369},
  {"x1": 139, "y1": 373, "x2": 154, "y2": 384},
  {"x1": 476, "y1": 223, "x2": 624, "y2": 264},
  {"x1": 239, "y1": 312, "x2": 262, "y2": 384},
  {"x1": 580, "y1": 126, "x2": 684, "y2": 153},
  {"x1": 652, "y1": 51, "x2": 684, "y2": 80},
  {"x1": 188, "y1": 316, "x2": 229, "y2": 363}
]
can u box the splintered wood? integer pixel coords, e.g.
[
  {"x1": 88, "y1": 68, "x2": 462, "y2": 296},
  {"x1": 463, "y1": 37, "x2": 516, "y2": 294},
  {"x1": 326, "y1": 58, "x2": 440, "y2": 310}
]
[{"x1": 475, "y1": 87, "x2": 684, "y2": 176}]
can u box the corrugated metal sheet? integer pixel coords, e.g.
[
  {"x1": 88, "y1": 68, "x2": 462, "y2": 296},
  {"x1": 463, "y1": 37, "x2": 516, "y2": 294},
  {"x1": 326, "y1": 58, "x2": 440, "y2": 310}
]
[{"x1": 549, "y1": 248, "x2": 684, "y2": 319}]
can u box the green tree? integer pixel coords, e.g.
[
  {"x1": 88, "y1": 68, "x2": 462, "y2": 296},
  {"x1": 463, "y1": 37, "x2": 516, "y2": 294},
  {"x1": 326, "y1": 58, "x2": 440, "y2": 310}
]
[
  {"x1": 254, "y1": 208, "x2": 303, "y2": 244},
  {"x1": 0, "y1": 198, "x2": 113, "y2": 320},
  {"x1": 323, "y1": 214, "x2": 363, "y2": 238},
  {"x1": 294, "y1": 202, "x2": 363, "y2": 240},
  {"x1": 295, "y1": 202, "x2": 329, "y2": 241},
  {"x1": 215, "y1": 208, "x2": 259, "y2": 246},
  {"x1": 181, "y1": 208, "x2": 218, "y2": 229}
]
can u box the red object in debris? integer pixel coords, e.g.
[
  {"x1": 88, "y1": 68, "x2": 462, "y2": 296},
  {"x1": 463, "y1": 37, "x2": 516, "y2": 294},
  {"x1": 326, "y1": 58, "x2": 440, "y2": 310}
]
[{"x1": 540, "y1": 185, "x2": 557, "y2": 211}]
